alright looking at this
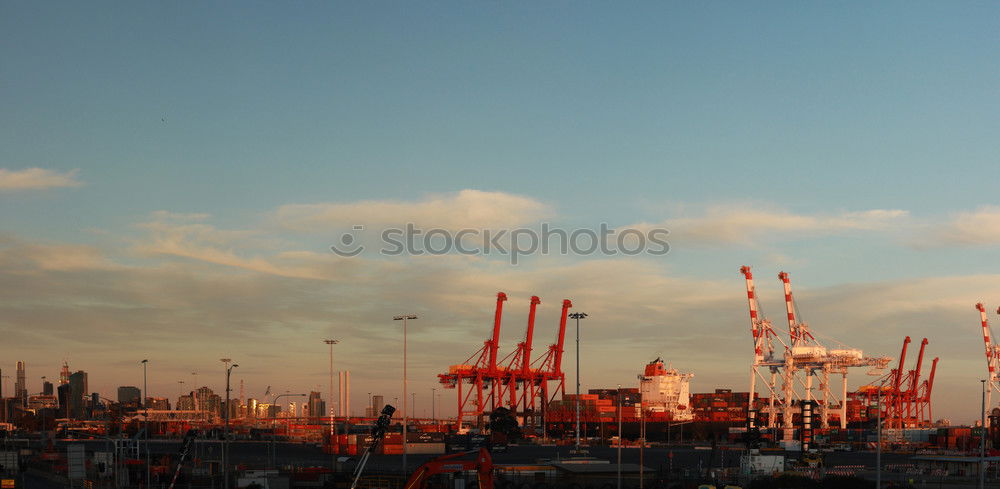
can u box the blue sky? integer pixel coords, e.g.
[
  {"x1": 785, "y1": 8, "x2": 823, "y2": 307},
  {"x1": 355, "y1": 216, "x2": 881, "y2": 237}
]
[{"x1": 1, "y1": 2, "x2": 999, "y2": 422}]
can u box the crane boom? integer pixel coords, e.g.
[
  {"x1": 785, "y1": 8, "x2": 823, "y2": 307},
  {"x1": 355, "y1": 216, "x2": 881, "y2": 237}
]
[
  {"x1": 488, "y1": 293, "x2": 508, "y2": 373},
  {"x1": 552, "y1": 299, "x2": 572, "y2": 374},
  {"x1": 519, "y1": 296, "x2": 541, "y2": 375}
]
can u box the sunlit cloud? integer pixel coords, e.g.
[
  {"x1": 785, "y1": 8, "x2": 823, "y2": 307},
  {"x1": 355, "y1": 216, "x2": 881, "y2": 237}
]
[
  {"x1": 631, "y1": 204, "x2": 909, "y2": 245},
  {"x1": 273, "y1": 189, "x2": 553, "y2": 232},
  {"x1": 0, "y1": 167, "x2": 82, "y2": 190}
]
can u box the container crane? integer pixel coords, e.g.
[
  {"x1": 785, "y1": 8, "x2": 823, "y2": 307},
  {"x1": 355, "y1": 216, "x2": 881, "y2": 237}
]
[
  {"x1": 438, "y1": 293, "x2": 508, "y2": 429},
  {"x1": 495, "y1": 296, "x2": 541, "y2": 416},
  {"x1": 529, "y1": 299, "x2": 572, "y2": 430},
  {"x1": 977, "y1": 303, "x2": 1000, "y2": 426},
  {"x1": 741, "y1": 266, "x2": 789, "y2": 430}
]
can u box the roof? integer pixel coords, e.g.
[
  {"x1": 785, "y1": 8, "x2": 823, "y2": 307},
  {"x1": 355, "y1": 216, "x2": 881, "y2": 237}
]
[
  {"x1": 550, "y1": 463, "x2": 652, "y2": 474},
  {"x1": 912, "y1": 456, "x2": 1000, "y2": 463}
]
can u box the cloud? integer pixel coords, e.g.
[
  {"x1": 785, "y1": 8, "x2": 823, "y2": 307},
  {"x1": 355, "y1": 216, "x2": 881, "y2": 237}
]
[
  {"x1": 634, "y1": 205, "x2": 909, "y2": 245},
  {"x1": 273, "y1": 189, "x2": 553, "y2": 232},
  {"x1": 134, "y1": 211, "x2": 344, "y2": 280},
  {"x1": 0, "y1": 167, "x2": 82, "y2": 190},
  {"x1": 919, "y1": 206, "x2": 1000, "y2": 247},
  {"x1": 0, "y1": 227, "x2": 995, "y2": 423}
]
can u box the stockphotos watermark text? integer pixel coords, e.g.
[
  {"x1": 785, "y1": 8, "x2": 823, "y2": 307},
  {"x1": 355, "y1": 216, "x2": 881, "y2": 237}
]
[{"x1": 330, "y1": 223, "x2": 670, "y2": 264}]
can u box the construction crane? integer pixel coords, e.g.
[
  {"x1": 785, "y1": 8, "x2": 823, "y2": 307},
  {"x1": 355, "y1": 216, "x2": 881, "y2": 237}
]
[{"x1": 977, "y1": 303, "x2": 1000, "y2": 425}]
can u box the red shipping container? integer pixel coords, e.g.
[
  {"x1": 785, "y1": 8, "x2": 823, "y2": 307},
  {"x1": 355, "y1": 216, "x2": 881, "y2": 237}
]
[
  {"x1": 383, "y1": 444, "x2": 404, "y2": 455},
  {"x1": 347, "y1": 445, "x2": 358, "y2": 456}
]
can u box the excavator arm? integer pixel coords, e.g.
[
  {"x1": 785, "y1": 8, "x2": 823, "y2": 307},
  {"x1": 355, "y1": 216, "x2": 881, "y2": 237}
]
[{"x1": 403, "y1": 448, "x2": 493, "y2": 489}]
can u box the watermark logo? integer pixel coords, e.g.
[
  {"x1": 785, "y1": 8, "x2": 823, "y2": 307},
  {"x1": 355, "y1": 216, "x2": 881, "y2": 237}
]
[{"x1": 330, "y1": 223, "x2": 669, "y2": 264}]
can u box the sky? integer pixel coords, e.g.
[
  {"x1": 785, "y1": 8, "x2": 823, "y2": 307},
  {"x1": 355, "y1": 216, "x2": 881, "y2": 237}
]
[{"x1": 1, "y1": 2, "x2": 999, "y2": 423}]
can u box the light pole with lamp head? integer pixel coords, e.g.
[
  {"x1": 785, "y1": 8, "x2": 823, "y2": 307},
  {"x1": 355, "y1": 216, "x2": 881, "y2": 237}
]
[
  {"x1": 568, "y1": 312, "x2": 587, "y2": 453},
  {"x1": 222, "y1": 359, "x2": 238, "y2": 489},
  {"x1": 981, "y1": 379, "x2": 987, "y2": 489},
  {"x1": 393, "y1": 314, "x2": 417, "y2": 473},
  {"x1": 141, "y1": 359, "x2": 150, "y2": 487},
  {"x1": 324, "y1": 339, "x2": 339, "y2": 474},
  {"x1": 271, "y1": 393, "x2": 306, "y2": 470}
]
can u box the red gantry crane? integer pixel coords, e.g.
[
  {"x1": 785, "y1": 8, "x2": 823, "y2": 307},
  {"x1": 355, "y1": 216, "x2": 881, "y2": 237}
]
[{"x1": 438, "y1": 292, "x2": 508, "y2": 429}]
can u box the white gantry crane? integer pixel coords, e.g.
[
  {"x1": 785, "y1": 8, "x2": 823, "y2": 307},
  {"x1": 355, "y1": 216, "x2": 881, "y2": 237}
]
[
  {"x1": 976, "y1": 303, "x2": 1000, "y2": 426},
  {"x1": 741, "y1": 266, "x2": 891, "y2": 433}
]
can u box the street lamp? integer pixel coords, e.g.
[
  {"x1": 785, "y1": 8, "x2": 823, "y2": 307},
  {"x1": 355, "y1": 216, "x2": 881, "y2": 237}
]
[
  {"x1": 141, "y1": 359, "x2": 150, "y2": 487},
  {"x1": 568, "y1": 312, "x2": 588, "y2": 453},
  {"x1": 393, "y1": 314, "x2": 417, "y2": 472},
  {"x1": 222, "y1": 359, "x2": 238, "y2": 489},
  {"x1": 981, "y1": 379, "x2": 987, "y2": 489},
  {"x1": 324, "y1": 339, "x2": 339, "y2": 473},
  {"x1": 271, "y1": 393, "x2": 306, "y2": 470},
  {"x1": 616, "y1": 384, "x2": 622, "y2": 489},
  {"x1": 431, "y1": 388, "x2": 436, "y2": 424}
]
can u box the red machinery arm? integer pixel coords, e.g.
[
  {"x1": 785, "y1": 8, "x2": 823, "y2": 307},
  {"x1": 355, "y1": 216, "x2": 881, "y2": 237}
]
[
  {"x1": 778, "y1": 271, "x2": 814, "y2": 346},
  {"x1": 551, "y1": 299, "x2": 572, "y2": 374},
  {"x1": 740, "y1": 266, "x2": 762, "y2": 353},
  {"x1": 778, "y1": 271, "x2": 798, "y2": 341},
  {"x1": 978, "y1": 303, "x2": 998, "y2": 380},
  {"x1": 488, "y1": 292, "x2": 508, "y2": 373},
  {"x1": 923, "y1": 357, "x2": 939, "y2": 402},
  {"x1": 520, "y1": 296, "x2": 541, "y2": 375},
  {"x1": 908, "y1": 338, "x2": 928, "y2": 395},
  {"x1": 893, "y1": 336, "x2": 911, "y2": 392},
  {"x1": 403, "y1": 448, "x2": 494, "y2": 489}
]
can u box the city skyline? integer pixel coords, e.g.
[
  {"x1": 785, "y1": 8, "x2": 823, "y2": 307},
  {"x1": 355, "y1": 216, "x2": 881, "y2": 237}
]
[{"x1": 2, "y1": 2, "x2": 999, "y2": 426}]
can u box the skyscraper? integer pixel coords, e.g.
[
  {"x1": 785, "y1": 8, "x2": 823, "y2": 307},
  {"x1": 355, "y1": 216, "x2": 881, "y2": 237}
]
[
  {"x1": 307, "y1": 391, "x2": 325, "y2": 420},
  {"x1": 42, "y1": 381, "x2": 53, "y2": 396},
  {"x1": 68, "y1": 371, "x2": 88, "y2": 419},
  {"x1": 59, "y1": 362, "x2": 70, "y2": 385},
  {"x1": 15, "y1": 361, "x2": 27, "y2": 408}
]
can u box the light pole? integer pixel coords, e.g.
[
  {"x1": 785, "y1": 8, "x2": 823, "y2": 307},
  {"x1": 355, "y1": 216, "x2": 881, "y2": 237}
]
[
  {"x1": 981, "y1": 379, "x2": 987, "y2": 489},
  {"x1": 431, "y1": 388, "x2": 436, "y2": 424},
  {"x1": 368, "y1": 392, "x2": 372, "y2": 417},
  {"x1": 141, "y1": 359, "x2": 150, "y2": 488},
  {"x1": 876, "y1": 386, "x2": 882, "y2": 489},
  {"x1": 271, "y1": 393, "x2": 306, "y2": 470},
  {"x1": 569, "y1": 312, "x2": 587, "y2": 453},
  {"x1": 616, "y1": 384, "x2": 622, "y2": 489},
  {"x1": 222, "y1": 359, "x2": 238, "y2": 489},
  {"x1": 324, "y1": 339, "x2": 339, "y2": 474},
  {"x1": 394, "y1": 314, "x2": 417, "y2": 473}
]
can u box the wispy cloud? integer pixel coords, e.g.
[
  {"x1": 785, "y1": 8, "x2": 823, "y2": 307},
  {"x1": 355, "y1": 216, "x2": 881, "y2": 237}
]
[
  {"x1": 0, "y1": 167, "x2": 82, "y2": 190},
  {"x1": 633, "y1": 205, "x2": 909, "y2": 245},
  {"x1": 273, "y1": 189, "x2": 553, "y2": 232},
  {"x1": 917, "y1": 206, "x2": 1000, "y2": 248}
]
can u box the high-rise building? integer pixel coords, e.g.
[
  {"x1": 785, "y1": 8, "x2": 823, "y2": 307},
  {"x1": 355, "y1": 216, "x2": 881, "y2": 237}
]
[
  {"x1": 194, "y1": 387, "x2": 221, "y2": 414},
  {"x1": 15, "y1": 361, "x2": 27, "y2": 408},
  {"x1": 42, "y1": 381, "x2": 54, "y2": 396},
  {"x1": 59, "y1": 362, "x2": 70, "y2": 385},
  {"x1": 372, "y1": 395, "x2": 385, "y2": 415},
  {"x1": 176, "y1": 394, "x2": 195, "y2": 411},
  {"x1": 287, "y1": 401, "x2": 297, "y2": 418},
  {"x1": 68, "y1": 371, "x2": 88, "y2": 419},
  {"x1": 118, "y1": 386, "x2": 142, "y2": 405},
  {"x1": 307, "y1": 391, "x2": 325, "y2": 420},
  {"x1": 57, "y1": 384, "x2": 71, "y2": 418}
]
